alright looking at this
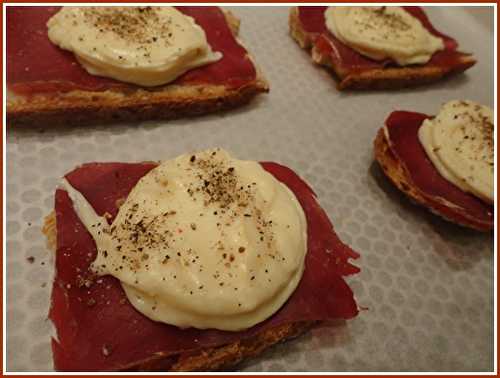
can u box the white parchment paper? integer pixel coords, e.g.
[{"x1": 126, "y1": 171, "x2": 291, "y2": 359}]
[{"x1": 5, "y1": 6, "x2": 494, "y2": 372}]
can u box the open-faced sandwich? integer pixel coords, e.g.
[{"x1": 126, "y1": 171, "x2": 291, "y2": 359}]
[
  {"x1": 374, "y1": 100, "x2": 494, "y2": 231},
  {"x1": 290, "y1": 6, "x2": 476, "y2": 90},
  {"x1": 43, "y1": 148, "x2": 360, "y2": 371},
  {"x1": 7, "y1": 6, "x2": 268, "y2": 126}
]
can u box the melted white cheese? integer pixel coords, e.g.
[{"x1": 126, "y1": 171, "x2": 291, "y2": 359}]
[
  {"x1": 325, "y1": 6, "x2": 444, "y2": 66},
  {"x1": 419, "y1": 100, "x2": 494, "y2": 204},
  {"x1": 47, "y1": 6, "x2": 222, "y2": 86},
  {"x1": 61, "y1": 149, "x2": 307, "y2": 331}
]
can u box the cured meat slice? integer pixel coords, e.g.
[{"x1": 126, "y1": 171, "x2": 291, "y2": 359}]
[
  {"x1": 296, "y1": 6, "x2": 472, "y2": 75},
  {"x1": 7, "y1": 6, "x2": 257, "y2": 94},
  {"x1": 383, "y1": 111, "x2": 493, "y2": 230},
  {"x1": 50, "y1": 161, "x2": 359, "y2": 371}
]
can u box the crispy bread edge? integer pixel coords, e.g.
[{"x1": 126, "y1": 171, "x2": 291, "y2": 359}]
[
  {"x1": 137, "y1": 321, "x2": 314, "y2": 371},
  {"x1": 7, "y1": 10, "x2": 269, "y2": 127},
  {"x1": 289, "y1": 7, "x2": 476, "y2": 90},
  {"x1": 42, "y1": 212, "x2": 313, "y2": 371},
  {"x1": 373, "y1": 128, "x2": 492, "y2": 232}
]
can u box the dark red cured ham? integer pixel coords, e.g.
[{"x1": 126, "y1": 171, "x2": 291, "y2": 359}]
[
  {"x1": 297, "y1": 6, "x2": 472, "y2": 73},
  {"x1": 51, "y1": 161, "x2": 360, "y2": 371},
  {"x1": 385, "y1": 111, "x2": 493, "y2": 230},
  {"x1": 7, "y1": 6, "x2": 257, "y2": 95}
]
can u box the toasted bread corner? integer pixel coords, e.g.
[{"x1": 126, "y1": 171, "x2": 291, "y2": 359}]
[{"x1": 289, "y1": 7, "x2": 310, "y2": 49}]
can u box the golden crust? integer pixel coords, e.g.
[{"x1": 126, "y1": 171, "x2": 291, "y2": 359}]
[
  {"x1": 223, "y1": 9, "x2": 241, "y2": 35},
  {"x1": 42, "y1": 211, "x2": 57, "y2": 252},
  {"x1": 133, "y1": 321, "x2": 313, "y2": 371},
  {"x1": 7, "y1": 10, "x2": 268, "y2": 127},
  {"x1": 8, "y1": 81, "x2": 268, "y2": 127},
  {"x1": 42, "y1": 213, "x2": 313, "y2": 371},
  {"x1": 289, "y1": 7, "x2": 476, "y2": 90},
  {"x1": 373, "y1": 128, "x2": 492, "y2": 231}
]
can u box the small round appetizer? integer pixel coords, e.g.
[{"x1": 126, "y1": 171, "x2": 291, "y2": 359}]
[
  {"x1": 290, "y1": 6, "x2": 476, "y2": 90},
  {"x1": 374, "y1": 100, "x2": 493, "y2": 231},
  {"x1": 44, "y1": 148, "x2": 360, "y2": 371}
]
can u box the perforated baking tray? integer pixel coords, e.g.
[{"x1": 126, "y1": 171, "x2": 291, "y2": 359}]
[{"x1": 5, "y1": 5, "x2": 494, "y2": 372}]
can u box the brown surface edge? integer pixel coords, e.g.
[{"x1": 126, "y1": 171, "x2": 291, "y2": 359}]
[
  {"x1": 7, "y1": 10, "x2": 269, "y2": 127},
  {"x1": 373, "y1": 128, "x2": 492, "y2": 232},
  {"x1": 42, "y1": 212, "x2": 314, "y2": 371},
  {"x1": 8, "y1": 82, "x2": 268, "y2": 127},
  {"x1": 288, "y1": 7, "x2": 476, "y2": 90}
]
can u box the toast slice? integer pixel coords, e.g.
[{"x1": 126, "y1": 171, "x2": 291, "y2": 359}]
[
  {"x1": 42, "y1": 160, "x2": 360, "y2": 371},
  {"x1": 289, "y1": 7, "x2": 476, "y2": 90},
  {"x1": 7, "y1": 10, "x2": 269, "y2": 127},
  {"x1": 43, "y1": 210, "x2": 313, "y2": 372},
  {"x1": 373, "y1": 128, "x2": 492, "y2": 231}
]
